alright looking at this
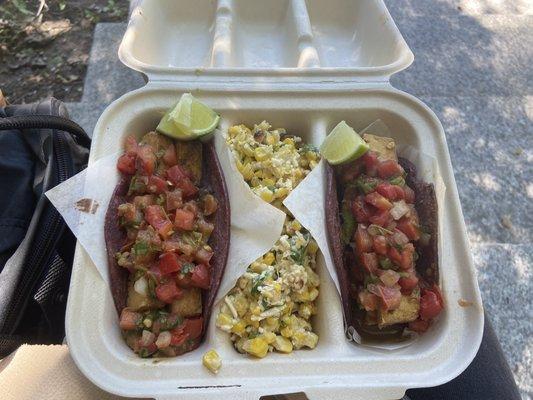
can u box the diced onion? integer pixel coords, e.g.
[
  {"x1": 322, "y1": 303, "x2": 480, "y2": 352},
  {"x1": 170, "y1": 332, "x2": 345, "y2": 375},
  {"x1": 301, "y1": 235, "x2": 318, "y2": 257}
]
[
  {"x1": 140, "y1": 330, "x2": 156, "y2": 347},
  {"x1": 390, "y1": 200, "x2": 410, "y2": 220},
  {"x1": 134, "y1": 277, "x2": 148, "y2": 296},
  {"x1": 392, "y1": 230, "x2": 409, "y2": 246},
  {"x1": 379, "y1": 270, "x2": 400, "y2": 287},
  {"x1": 155, "y1": 331, "x2": 172, "y2": 349}
]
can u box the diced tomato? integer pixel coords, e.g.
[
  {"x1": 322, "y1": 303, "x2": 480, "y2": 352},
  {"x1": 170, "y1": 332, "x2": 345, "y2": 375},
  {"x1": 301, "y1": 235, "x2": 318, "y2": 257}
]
[
  {"x1": 379, "y1": 286, "x2": 402, "y2": 311},
  {"x1": 351, "y1": 196, "x2": 372, "y2": 223},
  {"x1": 399, "y1": 243, "x2": 415, "y2": 270},
  {"x1": 403, "y1": 186, "x2": 415, "y2": 203},
  {"x1": 388, "y1": 246, "x2": 403, "y2": 266},
  {"x1": 408, "y1": 319, "x2": 430, "y2": 333},
  {"x1": 354, "y1": 226, "x2": 372, "y2": 255},
  {"x1": 398, "y1": 270, "x2": 419, "y2": 291},
  {"x1": 147, "y1": 175, "x2": 168, "y2": 194},
  {"x1": 117, "y1": 153, "x2": 137, "y2": 175},
  {"x1": 369, "y1": 209, "x2": 391, "y2": 227},
  {"x1": 183, "y1": 201, "x2": 199, "y2": 217},
  {"x1": 195, "y1": 247, "x2": 214, "y2": 265},
  {"x1": 155, "y1": 280, "x2": 183, "y2": 304},
  {"x1": 159, "y1": 252, "x2": 182, "y2": 275},
  {"x1": 397, "y1": 217, "x2": 420, "y2": 241},
  {"x1": 163, "y1": 143, "x2": 177, "y2": 166},
  {"x1": 420, "y1": 289, "x2": 443, "y2": 321},
  {"x1": 191, "y1": 264, "x2": 210, "y2": 289},
  {"x1": 166, "y1": 165, "x2": 190, "y2": 185},
  {"x1": 174, "y1": 209, "x2": 195, "y2": 230},
  {"x1": 125, "y1": 135, "x2": 138, "y2": 154},
  {"x1": 362, "y1": 151, "x2": 379, "y2": 176},
  {"x1": 358, "y1": 291, "x2": 379, "y2": 311},
  {"x1": 376, "y1": 182, "x2": 405, "y2": 201},
  {"x1": 145, "y1": 205, "x2": 173, "y2": 238},
  {"x1": 377, "y1": 160, "x2": 404, "y2": 179},
  {"x1": 365, "y1": 192, "x2": 393, "y2": 210},
  {"x1": 166, "y1": 189, "x2": 183, "y2": 211},
  {"x1": 136, "y1": 145, "x2": 156, "y2": 175},
  {"x1": 373, "y1": 235, "x2": 388, "y2": 255},
  {"x1": 360, "y1": 252, "x2": 379, "y2": 275},
  {"x1": 170, "y1": 326, "x2": 190, "y2": 346},
  {"x1": 182, "y1": 317, "x2": 203, "y2": 340},
  {"x1": 176, "y1": 177, "x2": 198, "y2": 198},
  {"x1": 119, "y1": 309, "x2": 141, "y2": 330}
]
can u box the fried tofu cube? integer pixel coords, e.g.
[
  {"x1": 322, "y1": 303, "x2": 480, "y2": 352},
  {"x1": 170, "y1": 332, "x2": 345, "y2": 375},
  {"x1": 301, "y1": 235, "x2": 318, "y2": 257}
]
[
  {"x1": 171, "y1": 287, "x2": 202, "y2": 317},
  {"x1": 363, "y1": 133, "x2": 397, "y2": 161},
  {"x1": 378, "y1": 293, "x2": 420, "y2": 328}
]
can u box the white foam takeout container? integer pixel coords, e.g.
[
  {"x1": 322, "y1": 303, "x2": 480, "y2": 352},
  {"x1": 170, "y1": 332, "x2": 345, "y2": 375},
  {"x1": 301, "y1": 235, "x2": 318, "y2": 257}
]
[{"x1": 65, "y1": 0, "x2": 484, "y2": 399}]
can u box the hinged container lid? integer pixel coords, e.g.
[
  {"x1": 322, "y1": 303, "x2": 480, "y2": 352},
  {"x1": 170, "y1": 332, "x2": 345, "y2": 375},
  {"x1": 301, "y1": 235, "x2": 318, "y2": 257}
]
[{"x1": 119, "y1": 0, "x2": 414, "y2": 86}]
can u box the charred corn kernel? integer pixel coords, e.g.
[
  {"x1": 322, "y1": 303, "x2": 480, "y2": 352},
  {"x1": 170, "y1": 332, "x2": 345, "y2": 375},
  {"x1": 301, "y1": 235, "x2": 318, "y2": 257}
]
[
  {"x1": 239, "y1": 163, "x2": 254, "y2": 180},
  {"x1": 262, "y1": 178, "x2": 275, "y2": 187},
  {"x1": 254, "y1": 147, "x2": 271, "y2": 161},
  {"x1": 231, "y1": 320, "x2": 247, "y2": 336},
  {"x1": 280, "y1": 326, "x2": 293, "y2": 338},
  {"x1": 216, "y1": 313, "x2": 233, "y2": 331},
  {"x1": 203, "y1": 350, "x2": 221, "y2": 374},
  {"x1": 273, "y1": 336, "x2": 293, "y2": 353},
  {"x1": 275, "y1": 187, "x2": 289, "y2": 199},
  {"x1": 307, "y1": 151, "x2": 318, "y2": 161},
  {"x1": 242, "y1": 337, "x2": 269, "y2": 358},
  {"x1": 283, "y1": 137, "x2": 295, "y2": 146},
  {"x1": 263, "y1": 252, "x2": 275, "y2": 265},
  {"x1": 292, "y1": 331, "x2": 319, "y2": 349},
  {"x1": 307, "y1": 239, "x2": 318, "y2": 255},
  {"x1": 259, "y1": 188, "x2": 274, "y2": 203},
  {"x1": 263, "y1": 332, "x2": 276, "y2": 344},
  {"x1": 298, "y1": 303, "x2": 314, "y2": 319}
]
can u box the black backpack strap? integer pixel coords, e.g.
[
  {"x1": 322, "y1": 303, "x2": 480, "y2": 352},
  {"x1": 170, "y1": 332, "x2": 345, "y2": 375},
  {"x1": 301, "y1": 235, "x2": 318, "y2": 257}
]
[{"x1": 0, "y1": 114, "x2": 91, "y2": 148}]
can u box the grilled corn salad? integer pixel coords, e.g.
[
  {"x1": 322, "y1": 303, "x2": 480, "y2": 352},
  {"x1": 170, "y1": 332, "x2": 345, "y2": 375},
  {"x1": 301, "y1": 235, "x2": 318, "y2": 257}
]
[{"x1": 216, "y1": 121, "x2": 321, "y2": 358}]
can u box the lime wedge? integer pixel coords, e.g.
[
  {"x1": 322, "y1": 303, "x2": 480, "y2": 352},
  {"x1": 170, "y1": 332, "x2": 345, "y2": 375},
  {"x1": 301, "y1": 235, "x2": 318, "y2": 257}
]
[
  {"x1": 156, "y1": 93, "x2": 220, "y2": 140},
  {"x1": 320, "y1": 121, "x2": 369, "y2": 165}
]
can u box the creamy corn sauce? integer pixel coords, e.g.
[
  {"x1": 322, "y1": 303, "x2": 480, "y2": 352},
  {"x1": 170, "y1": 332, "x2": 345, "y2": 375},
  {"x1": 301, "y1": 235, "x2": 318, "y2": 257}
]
[{"x1": 216, "y1": 121, "x2": 321, "y2": 358}]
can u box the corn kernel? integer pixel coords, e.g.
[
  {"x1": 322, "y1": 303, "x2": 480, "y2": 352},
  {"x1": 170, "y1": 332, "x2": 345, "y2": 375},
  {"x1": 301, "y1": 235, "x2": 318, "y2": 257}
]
[
  {"x1": 262, "y1": 178, "x2": 275, "y2": 187},
  {"x1": 231, "y1": 320, "x2": 247, "y2": 336},
  {"x1": 292, "y1": 331, "x2": 319, "y2": 349},
  {"x1": 307, "y1": 151, "x2": 318, "y2": 161},
  {"x1": 216, "y1": 313, "x2": 233, "y2": 331},
  {"x1": 239, "y1": 163, "x2": 254, "y2": 181},
  {"x1": 283, "y1": 138, "x2": 295, "y2": 146},
  {"x1": 273, "y1": 336, "x2": 293, "y2": 353},
  {"x1": 307, "y1": 239, "x2": 318, "y2": 255},
  {"x1": 263, "y1": 252, "x2": 275, "y2": 265},
  {"x1": 254, "y1": 147, "x2": 271, "y2": 161},
  {"x1": 280, "y1": 326, "x2": 293, "y2": 338},
  {"x1": 259, "y1": 188, "x2": 274, "y2": 203},
  {"x1": 309, "y1": 160, "x2": 318, "y2": 169},
  {"x1": 263, "y1": 332, "x2": 276, "y2": 344},
  {"x1": 275, "y1": 187, "x2": 289, "y2": 199},
  {"x1": 203, "y1": 349, "x2": 222, "y2": 374},
  {"x1": 242, "y1": 337, "x2": 269, "y2": 358}
]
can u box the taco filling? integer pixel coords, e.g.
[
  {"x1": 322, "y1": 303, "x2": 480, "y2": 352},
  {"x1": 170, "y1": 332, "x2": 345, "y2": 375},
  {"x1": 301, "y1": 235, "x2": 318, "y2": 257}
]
[
  {"x1": 105, "y1": 131, "x2": 229, "y2": 358},
  {"x1": 326, "y1": 131, "x2": 443, "y2": 340}
]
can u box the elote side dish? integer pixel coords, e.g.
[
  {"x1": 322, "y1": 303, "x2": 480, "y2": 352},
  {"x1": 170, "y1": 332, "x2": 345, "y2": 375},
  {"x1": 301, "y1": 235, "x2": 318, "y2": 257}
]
[{"x1": 216, "y1": 121, "x2": 321, "y2": 358}]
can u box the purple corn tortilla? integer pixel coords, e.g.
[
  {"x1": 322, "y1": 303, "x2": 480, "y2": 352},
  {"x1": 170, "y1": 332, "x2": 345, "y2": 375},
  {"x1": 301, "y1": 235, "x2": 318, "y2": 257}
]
[
  {"x1": 104, "y1": 139, "x2": 230, "y2": 344},
  {"x1": 325, "y1": 157, "x2": 439, "y2": 339}
]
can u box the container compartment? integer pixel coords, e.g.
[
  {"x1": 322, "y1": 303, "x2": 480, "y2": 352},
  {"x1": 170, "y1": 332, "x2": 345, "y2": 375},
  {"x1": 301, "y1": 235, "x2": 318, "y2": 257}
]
[
  {"x1": 227, "y1": 0, "x2": 301, "y2": 68},
  {"x1": 305, "y1": 0, "x2": 407, "y2": 68},
  {"x1": 67, "y1": 88, "x2": 483, "y2": 399},
  {"x1": 124, "y1": 0, "x2": 216, "y2": 69}
]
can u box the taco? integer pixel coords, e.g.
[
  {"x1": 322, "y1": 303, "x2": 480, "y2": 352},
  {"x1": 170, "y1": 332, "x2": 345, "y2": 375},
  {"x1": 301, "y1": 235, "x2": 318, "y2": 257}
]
[
  {"x1": 325, "y1": 132, "x2": 443, "y2": 342},
  {"x1": 105, "y1": 131, "x2": 230, "y2": 357}
]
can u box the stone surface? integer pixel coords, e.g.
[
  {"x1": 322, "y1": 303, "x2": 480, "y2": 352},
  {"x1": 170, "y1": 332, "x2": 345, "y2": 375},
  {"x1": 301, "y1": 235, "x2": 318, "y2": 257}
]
[
  {"x1": 65, "y1": 101, "x2": 107, "y2": 138},
  {"x1": 419, "y1": 95, "x2": 533, "y2": 244},
  {"x1": 389, "y1": 14, "x2": 533, "y2": 96},
  {"x1": 386, "y1": 0, "x2": 532, "y2": 16},
  {"x1": 472, "y1": 243, "x2": 532, "y2": 399},
  {"x1": 81, "y1": 23, "x2": 144, "y2": 111}
]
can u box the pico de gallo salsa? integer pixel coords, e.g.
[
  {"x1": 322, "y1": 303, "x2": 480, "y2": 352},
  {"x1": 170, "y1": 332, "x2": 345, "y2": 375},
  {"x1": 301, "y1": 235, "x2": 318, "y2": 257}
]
[
  {"x1": 329, "y1": 133, "x2": 443, "y2": 339},
  {"x1": 105, "y1": 131, "x2": 229, "y2": 358}
]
